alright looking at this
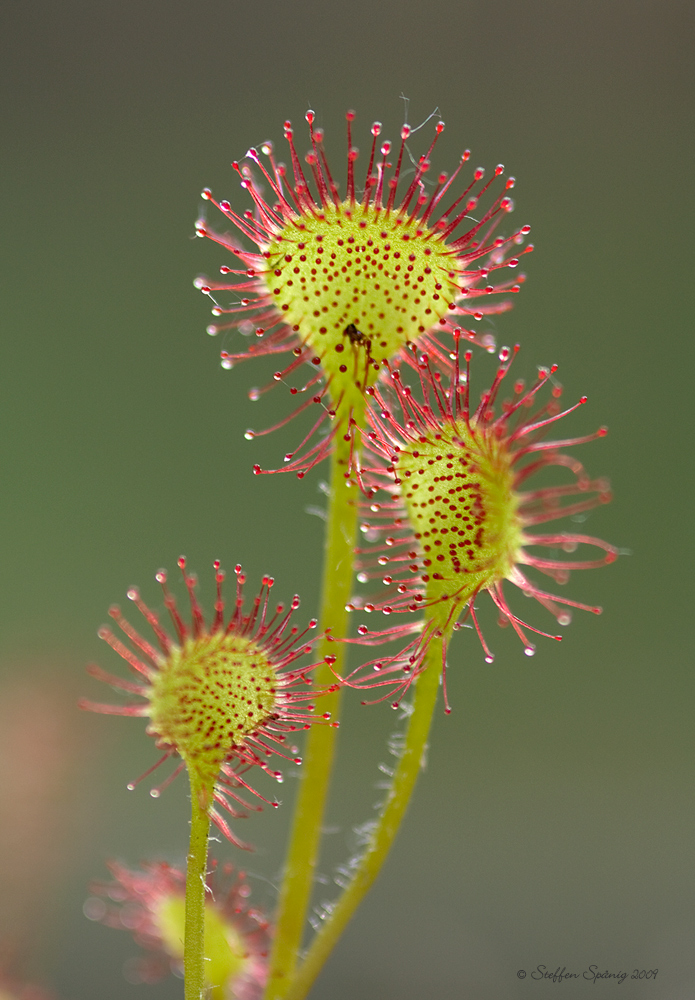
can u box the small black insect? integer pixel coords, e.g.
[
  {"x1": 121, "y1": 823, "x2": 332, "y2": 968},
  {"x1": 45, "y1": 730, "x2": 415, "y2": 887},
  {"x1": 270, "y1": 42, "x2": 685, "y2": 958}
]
[
  {"x1": 343, "y1": 322, "x2": 370, "y2": 348},
  {"x1": 342, "y1": 322, "x2": 379, "y2": 388}
]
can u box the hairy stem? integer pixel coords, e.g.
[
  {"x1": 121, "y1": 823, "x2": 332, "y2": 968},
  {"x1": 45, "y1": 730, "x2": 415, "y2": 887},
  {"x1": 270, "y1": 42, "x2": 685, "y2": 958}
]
[
  {"x1": 184, "y1": 772, "x2": 212, "y2": 1000},
  {"x1": 265, "y1": 408, "x2": 363, "y2": 999},
  {"x1": 283, "y1": 631, "x2": 444, "y2": 1000}
]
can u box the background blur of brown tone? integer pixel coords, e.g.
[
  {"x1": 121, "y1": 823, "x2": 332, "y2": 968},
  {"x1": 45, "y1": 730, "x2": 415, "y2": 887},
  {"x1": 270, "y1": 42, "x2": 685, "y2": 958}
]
[{"x1": 1, "y1": 1, "x2": 692, "y2": 997}]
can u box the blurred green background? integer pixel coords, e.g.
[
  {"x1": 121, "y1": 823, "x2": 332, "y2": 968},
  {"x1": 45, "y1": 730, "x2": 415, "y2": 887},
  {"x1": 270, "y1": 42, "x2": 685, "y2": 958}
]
[{"x1": 1, "y1": 1, "x2": 692, "y2": 997}]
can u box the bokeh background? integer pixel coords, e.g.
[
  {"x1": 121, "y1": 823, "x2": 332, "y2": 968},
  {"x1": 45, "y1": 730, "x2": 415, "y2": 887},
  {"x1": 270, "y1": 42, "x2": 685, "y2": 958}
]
[{"x1": 1, "y1": 1, "x2": 693, "y2": 997}]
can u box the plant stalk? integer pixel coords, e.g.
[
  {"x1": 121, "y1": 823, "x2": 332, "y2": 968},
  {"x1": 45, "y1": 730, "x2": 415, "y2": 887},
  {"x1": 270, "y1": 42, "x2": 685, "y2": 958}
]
[
  {"x1": 283, "y1": 631, "x2": 445, "y2": 1000},
  {"x1": 264, "y1": 406, "x2": 363, "y2": 999},
  {"x1": 184, "y1": 771, "x2": 212, "y2": 1000}
]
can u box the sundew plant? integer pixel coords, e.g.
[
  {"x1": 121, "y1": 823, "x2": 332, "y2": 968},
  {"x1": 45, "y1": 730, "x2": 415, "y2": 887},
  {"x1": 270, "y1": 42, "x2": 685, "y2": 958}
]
[{"x1": 80, "y1": 110, "x2": 617, "y2": 1000}]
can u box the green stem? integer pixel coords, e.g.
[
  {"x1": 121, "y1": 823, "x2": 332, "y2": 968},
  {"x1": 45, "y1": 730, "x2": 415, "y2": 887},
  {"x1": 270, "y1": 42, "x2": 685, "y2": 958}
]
[
  {"x1": 264, "y1": 406, "x2": 364, "y2": 999},
  {"x1": 184, "y1": 771, "x2": 212, "y2": 1000},
  {"x1": 283, "y1": 631, "x2": 445, "y2": 1000}
]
